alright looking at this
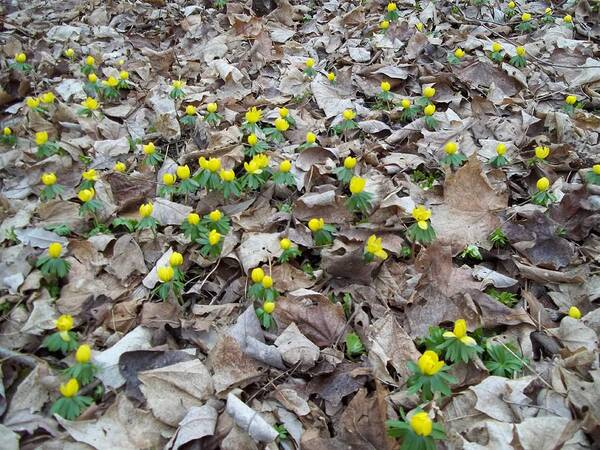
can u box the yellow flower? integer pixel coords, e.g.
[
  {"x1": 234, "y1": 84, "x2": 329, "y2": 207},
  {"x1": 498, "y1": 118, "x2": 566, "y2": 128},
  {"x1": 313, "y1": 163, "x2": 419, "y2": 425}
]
[
  {"x1": 444, "y1": 142, "x2": 458, "y2": 155},
  {"x1": 157, "y1": 265, "x2": 174, "y2": 283},
  {"x1": 208, "y1": 229, "x2": 221, "y2": 246},
  {"x1": 40, "y1": 92, "x2": 55, "y2": 104},
  {"x1": 114, "y1": 161, "x2": 126, "y2": 172},
  {"x1": 366, "y1": 235, "x2": 388, "y2": 260},
  {"x1": 344, "y1": 156, "x2": 357, "y2": 169},
  {"x1": 82, "y1": 169, "x2": 97, "y2": 181},
  {"x1": 412, "y1": 205, "x2": 432, "y2": 230},
  {"x1": 82, "y1": 97, "x2": 99, "y2": 110},
  {"x1": 188, "y1": 212, "x2": 200, "y2": 225},
  {"x1": 380, "y1": 20, "x2": 390, "y2": 30},
  {"x1": 308, "y1": 218, "x2": 325, "y2": 232},
  {"x1": 253, "y1": 153, "x2": 269, "y2": 169},
  {"x1": 496, "y1": 143, "x2": 507, "y2": 155},
  {"x1": 593, "y1": 164, "x2": 600, "y2": 175},
  {"x1": 207, "y1": 102, "x2": 218, "y2": 113},
  {"x1": 565, "y1": 95, "x2": 577, "y2": 105},
  {"x1": 41, "y1": 172, "x2": 57, "y2": 186},
  {"x1": 306, "y1": 131, "x2": 317, "y2": 144},
  {"x1": 64, "y1": 48, "x2": 75, "y2": 58},
  {"x1": 143, "y1": 142, "x2": 155, "y2": 155},
  {"x1": 172, "y1": 80, "x2": 184, "y2": 89},
  {"x1": 423, "y1": 86, "x2": 436, "y2": 98},
  {"x1": 244, "y1": 160, "x2": 261, "y2": 174},
  {"x1": 328, "y1": 71, "x2": 336, "y2": 81},
  {"x1": 163, "y1": 173, "x2": 177, "y2": 186},
  {"x1": 423, "y1": 104, "x2": 435, "y2": 116},
  {"x1": 278, "y1": 107, "x2": 288, "y2": 118},
  {"x1": 454, "y1": 48, "x2": 465, "y2": 58},
  {"x1": 15, "y1": 52, "x2": 27, "y2": 63},
  {"x1": 88, "y1": 73, "x2": 98, "y2": 83},
  {"x1": 209, "y1": 209, "x2": 222, "y2": 222},
  {"x1": 381, "y1": 81, "x2": 391, "y2": 92},
  {"x1": 443, "y1": 319, "x2": 477, "y2": 346},
  {"x1": 169, "y1": 251, "x2": 184, "y2": 266},
  {"x1": 343, "y1": 109, "x2": 356, "y2": 121},
  {"x1": 26, "y1": 97, "x2": 40, "y2": 109},
  {"x1": 176, "y1": 165, "x2": 190, "y2": 180},
  {"x1": 508, "y1": 1, "x2": 515, "y2": 8},
  {"x1": 387, "y1": 2, "x2": 397, "y2": 12},
  {"x1": 35, "y1": 131, "x2": 48, "y2": 145},
  {"x1": 118, "y1": 59, "x2": 125, "y2": 66},
  {"x1": 410, "y1": 412, "x2": 432, "y2": 437},
  {"x1": 247, "y1": 133, "x2": 258, "y2": 146},
  {"x1": 274, "y1": 118, "x2": 289, "y2": 132},
  {"x1": 104, "y1": 76, "x2": 119, "y2": 87},
  {"x1": 245, "y1": 106, "x2": 262, "y2": 124},
  {"x1": 263, "y1": 301, "x2": 275, "y2": 314},
  {"x1": 119, "y1": 71, "x2": 129, "y2": 80},
  {"x1": 535, "y1": 145, "x2": 549, "y2": 159},
  {"x1": 568, "y1": 306, "x2": 581, "y2": 320},
  {"x1": 402, "y1": 99, "x2": 411, "y2": 109},
  {"x1": 521, "y1": 12, "x2": 531, "y2": 21},
  {"x1": 417, "y1": 350, "x2": 445, "y2": 376},
  {"x1": 563, "y1": 14, "x2": 572, "y2": 23},
  {"x1": 85, "y1": 55, "x2": 95, "y2": 66},
  {"x1": 416, "y1": 22, "x2": 424, "y2": 32},
  {"x1": 3, "y1": 127, "x2": 11, "y2": 136},
  {"x1": 262, "y1": 275, "x2": 273, "y2": 288},
  {"x1": 280, "y1": 238, "x2": 292, "y2": 250},
  {"x1": 205, "y1": 157, "x2": 221, "y2": 172},
  {"x1": 545, "y1": 7, "x2": 552, "y2": 14},
  {"x1": 305, "y1": 58, "x2": 315, "y2": 68},
  {"x1": 185, "y1": 104, "x2": 197, "y2": 116},
  {"x1": 56, "y1": 314, "x2": 74, "y2": 332},
  {"x1": 220, "y1": 169, "x2": 235, "y2": 182},
  {"x1": 349, "y1": 176, "x2": 366, "y2": 194},
  {"x1": 516, "y1": 46, "x2": 526, "y2": 57},
  {"x1": 60, "y1": 378, "x2": 79, "y2": 398},
  {"x1": 279, "y1": 160, "x2": 292, "y2": 173},
  {"x1": 492, "y1": 42, "x2": 503, "y2": 53},
  {"x1": 251, "y1": 267, "x2": 265, "y2": 283},
  {"x1": 75, "y1": 344, "x2": 92, "y2": 363},
  {"x1": 77, "y1": 188, "x2": 95, "y2": 202},
  {"x1": 139, "y1": 202, "x2": 153, "y2": 217},
  {"x1": 48, "y1": 242, "x2": 63, "y2": 258},
  {"x1": 537, "y1": 177, "x2": 550, "y2": 192}
]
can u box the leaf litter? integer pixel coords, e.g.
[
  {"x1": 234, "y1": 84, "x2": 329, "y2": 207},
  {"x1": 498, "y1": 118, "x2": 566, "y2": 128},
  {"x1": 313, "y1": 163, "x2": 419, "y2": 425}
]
[{"x1": 0, "y1": 0, "x2": 599, "y2": 449}]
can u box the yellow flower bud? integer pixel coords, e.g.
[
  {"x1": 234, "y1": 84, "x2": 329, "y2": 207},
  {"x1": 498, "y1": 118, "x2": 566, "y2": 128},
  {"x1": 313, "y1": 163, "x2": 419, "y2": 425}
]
[
  {"x1": 263, "y1": 301, "x2": 275, "y2": 314},
  {"x1": 64, "y1": 48, "x2": 75, "y2": 58},
  {"x1": 492, "y1": 42, "x2": 503, "y2": 53},
  {"x1": 444, "y1": 141, "x2": 458, "y2": 155},
  {"x1": 26, "y1": 97, "x2": 40, "y2": 109},
  {"x1": 343, "y1": 109, "x2": 356, "y2": 121},
  {"x1": 344, "y1": 156, "x2": 357, "y2": 169},
  {"x1": 35, "y1": 131, "x2": 48, "y2": 146},
  {"x1": 545, "y1": 7, "x2": 552, "y2": 14},
  {"x1": 59, "y1": 378, "x2": 79, "y2": 398},
  {"x1": 327, "y1": 71, "x2": 336, "y2": 81},
  {"x1": 206, "y1": 158, "x2": 221, "y2": 172},
  {"x1": 516, "y1": 46, "x2": 526, "y2": 57},
  {"x1": 262, "y1": 275, "x2": 273, "y2": 288},
  {"x1": 536, "y1": 177, "x2": 550, "y2": 192},
  {"x1": 279, "y1": 160, "x2": 292, "y2": 173},
  {"x1": 162, "y1": 173, "x2": 176, "y2": 186},
  {"x1": 143, "y1": 142, "x2": 155, "y2": 155},
  {"x1": 305, "y1": 58, "x2": 315, "y2": 68},
  {"x1": 114, "y1": 161, "x2": 126, "y2": 173},
  {"x1": 278, "y1": 107, "x2": 288, "y2": 118},
  {"x1": 40, "y1": 92, "x2": 55, "y2": 104},
  {"x1": 15, "y1": 52, "x2": 27, "y2": 63},
  {"x1": 251, "y1": 267, "x2": 265, "y2": 283},
  {"x1": 220, "y1": 169, "x2": 235, "y2": 182},
  {"x1": 535, "y1": 146, "x2": 550, "y2": 159},
  {"x1": 172, "y1": 80, "x2": 184, "y2": 89},
  {"x1": 379, "y1": 20, "x2": 390, "y2": 30},
  {"x1": 157, "y1": 265, "x2": 174, "y2": 283},
  {"x1": 139, "y1": 202, "x2": 153, "y2": 217},
  {"x1": 306, "y1": 132, "x2": 316, "y2": 144},
  {"x1": 82, "y1": 169, "x2": 97, "y2": 181},
  {"x1": 207, "y1": 102, "x2": 218, "y2": 113},
  {"x1": 417, "y1": 350, "x2": 445, "y2": 375},
  {"x1": 75, "y1": 344, "x2": 92, "y2": 363},
  {"x1": 88, "y1": 73, "x2": 98, "y2": 83},
  {"x1": 308, "y1": 218, "x2": 325, "y2": 232},
  {"x1": 77, "y1": 188, "x2": 95, "y2": 202},
  {"x1": 508, "y1": 1, "x2": 515, "y2": 8},
  {"x1": 119, "y1": 71, "x2": 129, "y2": 80},
  {"x1": 169, "y1": 251, "x2": 183, "y2": 267},
  {"x1": 568, "y1": 306, "x2": 581, "y2": 319},
  {"x1": 104, "y1": 76, "x2": 119, "y2": 88},
  {"x1": 177, "y1": 165, "x2": 190, "y2": 179},
  {"x1": 521, "y1": 12, "x2": 531, "y2": 22},
  {"x1": 280, "y1": 238, "x2": 292, "y2": 250},
  {"x1": 56, "y1": 314, "x2": 74, "y2": 332},
  {"x1": 565, "y1": 95, "x2": 577, "y2": 105},
  {"x1": 423, "y1": 86, "x2": 436, "y2": 98},
  {"x1": 423, "y1": 104, "x2": 436, "y2": 116},
  {"x1": 247, "y1": 133, "x2": 258, "y2": 146},
  {"x1": 401, "y1": 99, "x2": 411, "y2": 109},
  {"x1": 349, "y1": 176, "x2": 366, "y2": 194},
  {"x1": 496, "y1": 143, "x2": 507, "y2": 155},
  {"x1": 185, "y1": 104, "x2": 197, "y2": 116},
  {"x1": 3, "y1": 127, "x2": 12, "y2": 136},
  {"x1": 208, "y1": 229, "x2": 221, "y2": 246},
  {"x1": 387, "y1": 2, "x2": 397, "y2": 12},
  {"x1": 41, "y1": 172, "x2": 57, "y2": 186},
  {"x1": 381, "y1": 81, "x2": 391, "y2": 92},
  {"x1": 454, "y1": 48, "x2": 465, "y2": 58},
  {"x1": 209, "y1": 209, "x2": 222, "y2": 222},
  {"x1": 593, "y1": 164, "x2": 600, "y2": 175},
  {"x1": 82, "y1": 97, "x2": 99, "y2": 110},
  {"x1": 188, "y1": 212, "x2": 200, "y2": 225},
  {"x1": 416, "y1": 22, "x2": 424, "y2": 32},
  {"x1": 410, "y1": 412, "x2": 432, "y2": 437},
  {"x1": 48, "y1": 242, "x2": 62, "y2": 258},
  {"x1": 245, "y1": 107, "x2": 262, "y2": 124},
  {"x1": 563, "y1": 14, "x2": 572, "y2": 23},
  {"x1": 85, "y1": 55, "x2": 95, "y2": 66},
  {"x1": 274, "y1": 118, "x2": 289, "y2": 132}
]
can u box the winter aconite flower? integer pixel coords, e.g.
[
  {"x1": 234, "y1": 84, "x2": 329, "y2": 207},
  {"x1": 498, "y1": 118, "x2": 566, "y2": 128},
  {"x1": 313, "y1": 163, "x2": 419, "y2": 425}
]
[
  {"x1": 77, "y1": 188, "x2": 94, "y2": 203},
  {"x1": 422, "y1": 86, "x2": 435, "y2": 99},
  {"x1": 169, "y1": 252, "x2": 184, "y2": 267},
  {"x1": 308, "y1": 218, "x2": 334, "y2": 246},
  {"x1": 182, "y1": 212, "x2": 202, "y2": 241},
  {"x1": 334, "y1": 109, "x2": 357, "y2": 135},
  {"x1": 510, "y1": 46, "x2": 527, "y2": 68},
  {"x1": 306, "y1": 131, "x2": 316, "y2": 144},
  {"x1": 42, "y1": 313, "x2": 78, "y2": 353},
  {"x1": 40, "y1": 172, "x2": 64, "y2": 201},
  {"x1": 408, "y1": 350, "x2": 456, "y2": 400},
  {"x1": 197, "y1": 157, "x2": 223, "y2": 190},
  {"x1": 563, "y1": 14, "x2": 573, "y2": 28},
  {"x1": 170, "y1": 79, "x2": 185, "y2": 99},
  {"x1": 204, "y1": 102, "x2": 222, "y2": 126},
  {"x1": 65, "y1": 343, "x2": 98, "y2": 385},
  {"x1": 163, "y1": 173, "x2": 176, "y2": 185},
  {"x1": 209, "y1": 230, "x2": 220, "y2": 245},
  {"x1": 443, "y1": 319, "x2": 476, "y2": 345},
  {"x1": 251, "y1": 267, "x2": 265, "y2": 283},
  {"x1": 407, "y1": 205, "x2": 436, "y2": 245},
  {"x1": 114, "y1": 161, "x2": 126, "y2": 173},
  {"x1": 448, "y1": 47, "x2": 465, "y2": 64},
  {"x1": 81, "y1": 169, "x2": 97, "y2": 190},
  {"x1": 411, "y1": 412, "x2": 432, "y2": 437},
  {"x1": 347, "y1": 176, "x2": 372, "y2": 214},
  {"x1": 137, "y1": 202, "x2": 158, "y2": 232},
  {"x1": 563, "y1": 95, "x2": 579, "y2": 115},
  {"x1": 64, "y1": 48, "x2": 75, "y2": 58},
  {"x1": 335, "y1": 156, "x2": 356, "y2": 184},
  {"x1": 423, "y1": 103, "x2": 438, "y2": 129},
  {"x1": 533, "y1": 145, "x2": 550, "y2": 163},
  {"x1": 387, "y1": 410, "x2": 446, "y2": 448},
  {"x1": 263, "y1": 301, "x2": 275, "y2": 314},
  {"x1": 75, "y1": 344, "x2": 92, "y2": 363},
  {"x1": 142, "y1": 141, "x2": 163, "y2": 166},
  {"x1": 568, "y1": 306, "x2": 581, "y2": 319},
  {"x1": 79, "y1": 97, "x2": 100, "y2": 117},
  {"x1": 364, "y1": 235, "x2": 388, "y2": 262},
  {"x1": 42, "y1": 172, "x2": 57, "y2": 186},
  {"x1": 0, "y1": 126, "x2": 16, "y2": 145},
  {"x1": 490, "y1": 42, "x2": 504, "y2": 63},
  {"x1": 441, "y1": 141, "x2": 466, "y2": 168},
  {"x1": 439, "y1": 319, "x2": 483, "y2": 363},
  {"x1": 304, "y1": 57, "x2": 316, "y2": 77},
  {"x1": 197, "y1": 228, "x2": 223, "y2": 258},
  {"x1": 490, "y1": 143, "x2": 509, "y2": 167},
  {"x1": 386, "y1": 2, "x2": 399, "y2": 21},
  {"x1": 273, "y1": 159, "x2": 295, "y2": 187},
  {"x1": 177, "y1": 165, "x2": 190, "y2": 179},
  {"x1": 40, "y1": 92, "x2": 56, "y2": 104},
  {"x1": 586, "y1": 164, "x2": 600, "y2": 186},
  {"x1": 278, "y1": 237, "x2": 301, "y2": 263},
  {"x1": 51, "y1": 377, "x2": 93, "y2": 420},
  {"x1": 328, "y1": 71, "x2": 336, "y2": 82},
  {"x1": 160, "y1": 173, "x2": 177, "y2": 197},
  {"x1": 516, "y1": 12, "x2": 534, "y2": 32},
  {"x1": 11, "y1": 52, "x2": 31, "y2": 72},
  {"x1": 380, "y1": 20, "x2": 390, "y2": 31},
  {"x1": 531, "y1": 177, "x2": 556, "y2": 206},
  {"x1": 158, "y1": 265, "x2": 174, "y2": 283},
  {"x1": 343, "y1": 109, "x2": 356, "y2": 120}
]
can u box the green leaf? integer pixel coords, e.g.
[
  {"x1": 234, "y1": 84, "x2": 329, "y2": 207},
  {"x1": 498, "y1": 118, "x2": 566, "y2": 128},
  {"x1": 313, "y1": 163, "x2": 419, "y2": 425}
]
[{"x1": 345, "y1": 332, "x2": 365, "y2": 358}]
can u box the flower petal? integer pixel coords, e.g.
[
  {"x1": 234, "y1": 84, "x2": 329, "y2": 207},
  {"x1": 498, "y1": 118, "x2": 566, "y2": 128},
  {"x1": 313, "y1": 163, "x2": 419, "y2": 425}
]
[
  {"x1": 417, "y1": 220, "x2": 428, "y2": 230},
  {"x1": 442, "y1": 331, "x2": 456, "y2": 339},
  {"x1": 460, "y1": 336, "x2": 477, "y2": 346}
]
